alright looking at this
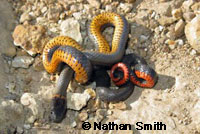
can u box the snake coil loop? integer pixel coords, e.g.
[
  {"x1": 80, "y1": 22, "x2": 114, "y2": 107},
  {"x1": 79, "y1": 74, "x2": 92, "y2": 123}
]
[{"x1": 110, "y1": 54, "x2": 158, "y2": 88}]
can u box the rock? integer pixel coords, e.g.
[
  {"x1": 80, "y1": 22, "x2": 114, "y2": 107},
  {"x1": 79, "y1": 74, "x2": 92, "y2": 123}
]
[
  {"x1": 165, "y1": 39, "x2": 176, "y2": 49},
  {"x1": 183, "y1": 12, "x2": 195, "y2": 22},
  {"x1": 12, "y1": 24, "x2": 48, "y2": 56},
  {"x1": 149, "y1": 19, "x2": 159, "y2": 29},
  {"x1": 60, "y1": 18, "x2": 82, "y2": 43},
  {"x1": 139, "y1": 35, "x2": 149, "y2": 43},
  {"x1": 78, "y1": 110, "x2": 88, "y2": 121},
  {"x1": 27, "y1": 115, "x2": 36, "y2": 124},
  {"x1": 60, "y1": 12, "x2": 66, "y2": 20},
  {"x1": 160, "y1": 4, "x2": 172, "y2": 17},
  {"x1": 16, "y1": 126, "x2": 24, "y2": 134},
  {"x1": 67, "y1": 90, "x2": 91, "y2": 111},
  {"x1": 23, "y1": 124, "x2": 31, "y2": 130},
  {"x1": 32, "y1": 56, "x2": 44, "y2": 71},
  {"x1": 47, "y1": 4, "x2": 62, "y2": 22},
  {"x1": 158, "y1": 16, "x2": 177, "y2": 26},
  {"x1": 185, "y1": 16, "x2": 200, "y2": 52},
  {"x1": 96, "y1": 109, "x2": 107, "y2": 121},
  {"x1": 72, "y1": 12, "x2": 82, "y2": 20},
  {"x1": 70, "y1": 5, "x2": 79, "y2": 12},
  {"x1": 87, "y1": 99, "x2": 101, "y2": 112},
  {"x1": 87, "y1": 0, "x2": 101, "y2": 9},
  {"x1": 71, "y1": 121, "x2": 77, "y2": 128},
  {"x1": 191, "y1": 2, "x2": 200, "y2": 12},
  {"x1": 41, "y1": 6, "x2": 48, "y2": 14},
  {"x1": 190, "y1": 49, "x2": 197, "y2": 56},
  {"x1": 20, "y1": 12, "x2": 32, "y2": 23},
  {"x1": 84, "y1": 88, "x2": 96, "y2": 99},
  {"x1": 175, "y1": 39, "x2": 184, "y2": 46},
  {"x1": 172, "y1": 8, "x2": 182, "y2": 19},
  {"x1": 4, "y1": 47, "x2": 16, "y2": 58},
  {"x1": 5, "y1": 82, "x2": 16, "y2": 94},
  {"x1": 181, "y1": 0, "x2": 194, "y2": 12},
  {"x1": 105, "y1": 5, "x2": 113, "y2": 12},
  {"x1": 0, "y1": 100, "x2": 25, "y2": 131},
  {"x1": 12, "y1": 56, "x2": 34, "y2": 68},
  {"x1": 174, "y1": 19, "x2": 185, "y2": 38},
  {"x1": 118, "y1": 3, "x2": 133, "y2": 13},
  {"x1": 109, "y1": 102, "x2": 127, "y2": 110},
  {"x1": 20, "y1": 93, "x2": 45, "y2": 119}
]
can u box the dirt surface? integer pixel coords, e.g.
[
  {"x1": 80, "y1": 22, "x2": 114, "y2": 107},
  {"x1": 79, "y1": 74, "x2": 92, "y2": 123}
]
[{"x1": 0, "y1": 0, "x2": 200, "y2": 134}]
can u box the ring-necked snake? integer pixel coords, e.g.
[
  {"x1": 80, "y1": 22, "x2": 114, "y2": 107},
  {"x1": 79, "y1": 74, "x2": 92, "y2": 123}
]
[
  {"x1": 43, "y1": 12, "x2": 130, "y2": 122},
  {"x1": 43, "y1": 12, "x2": 157, "y2": 123}
]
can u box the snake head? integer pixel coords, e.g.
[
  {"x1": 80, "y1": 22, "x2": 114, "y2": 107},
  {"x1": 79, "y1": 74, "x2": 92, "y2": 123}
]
[{"x1": 50, "y1": 96, "x2": 66, "y2": 123}]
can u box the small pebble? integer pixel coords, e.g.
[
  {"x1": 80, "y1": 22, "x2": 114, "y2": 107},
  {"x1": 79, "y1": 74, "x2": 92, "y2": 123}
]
[
  {"x1": 140, "y1": 35, "x2": 149, "y2": 43},
  {"x1": 16, "y1": 127, "x2": 24, "y2": 134},
  {"x1": 71, "y1": 121, "x2": 77, "y2": 128},
  {"x1": 174, "y1": 19, "x2": 185, "y2": 38},
  {"x1": 78, "y1": 110, "x2": 88, "y2": 121},
  {"x1": 84, "y1": 88, "x2": 96, "y2": 99},
  {"x1": 175, "y1": 39, "x2": 184, "y2": 46},
  {"x1": 190, "y1": 49, "x2": 197, "y2": 56},
  {"x1": 172, "y1": 8, "x2": 182, "y2": 19},
  {"x1": 109, "y1": 102, "x2": 127, "y2": 110},
  {"x1": 12, "y1": 56, "x2": 34, "y2": 68},
  {"x1": 165, "y1": 39, "x2": 176, "y2": 49},
  {"x1": 24, "y1": 124, "x2": 31, "y2": 130}
]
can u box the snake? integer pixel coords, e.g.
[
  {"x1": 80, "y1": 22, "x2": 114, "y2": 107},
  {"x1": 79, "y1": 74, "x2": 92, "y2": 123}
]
[
  {"x1": 94, "y1": 67, "x2": 134, "y2": 102},
  {"x1": 110, "y1": 54, "x2": 158, "y2": 88},
  {"x1": 43, "y1": 12, "x2": 130, "y2": 122}
]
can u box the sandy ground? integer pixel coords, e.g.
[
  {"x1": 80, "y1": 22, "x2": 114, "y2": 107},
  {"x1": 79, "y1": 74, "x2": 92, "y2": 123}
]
[{"x1": 0, "y1": 0, "x2": 200, "y2": 134}]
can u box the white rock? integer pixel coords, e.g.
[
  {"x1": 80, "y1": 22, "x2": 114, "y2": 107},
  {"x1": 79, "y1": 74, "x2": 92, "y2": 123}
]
[
  {"x1": 72, "y1": 12, "x2": 82, "y2": 20},
  {"x1": 151, "y1": 11, "x2": 156, "y2": 19},
  {"x1": 16, "y1": 126, "x2": 24, "y2": 134},
  {"x1": 67, "y1": 90, "x2": 91, "y2": 111},
  {"x1": 190, "y1": 49, "x2": 197, "y2": 56},
  {"x1": 159, "y1": 25, "x2": 164, "y2": 32},
  {"x1": 118, "y1": 3, "x2": 133, "y2": 13},
  {"x1": 12, "y1": 56, "x2": 34, "y2": 68},
  {"x1": 41, "y1": 6, "x2": 47, "y2": 13},
  {"x1": 194, "y1": 88, "x2": 200, "y2": 97},
  {"x1": 20, "y1": 93, "x2": 45, "y2": 118},
  {"x1": 23, "y1": 124, "x2": 31, "y2": 130},
  {"x1": 175, "y1": 39, "x2": 184, "y2": 46},
  {"x1": 87, "y1": 0, "x2": 101, "y2": 9},
  {"x1": 71, "y1": 121, "x2": 77, "y2": 128},
  {"x1": 60, "y1": 18, "x2": 82, "y2": 43},
  {"x1": 20, "y1": 12, "x2": 31, "y2": 23},
  {"x1": 105, "y1": 5, "x2": 113, "y2": 12},
  {"x1": 140, "y1": 35, "x2": 149, "y2": 43},
  {"x1": 5, "y1": 82, "x2": 16, "y2": 93},
  {"x1": 185, "y1": 15, "x2": 200, "y2": 52}
]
